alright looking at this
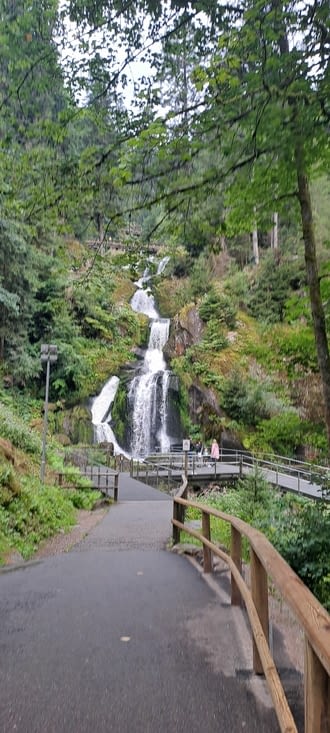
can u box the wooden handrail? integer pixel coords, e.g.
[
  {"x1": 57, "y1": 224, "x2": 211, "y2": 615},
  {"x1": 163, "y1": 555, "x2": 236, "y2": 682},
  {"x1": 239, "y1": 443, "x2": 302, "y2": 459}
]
[{"x1": 172, "y1": 495, "x2": 330, "y2": 733}]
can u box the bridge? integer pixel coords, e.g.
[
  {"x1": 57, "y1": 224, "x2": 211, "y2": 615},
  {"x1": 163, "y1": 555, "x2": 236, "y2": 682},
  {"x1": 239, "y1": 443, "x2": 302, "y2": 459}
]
[
  {"x1": 130, "y1": 449, "x2": 330, "y2": 501},
  {"x1": 56, "y1": 445, "x2": 329, "y2": 507},
  {"x1": 85, "y1": 239, "x2": 163, "y2": 256}
]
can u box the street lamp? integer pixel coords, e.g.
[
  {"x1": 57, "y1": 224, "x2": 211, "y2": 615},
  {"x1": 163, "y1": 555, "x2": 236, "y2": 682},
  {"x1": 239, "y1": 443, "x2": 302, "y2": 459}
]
[{"x1": 40, "y1": 344, "x2": 58, "y2": 482}]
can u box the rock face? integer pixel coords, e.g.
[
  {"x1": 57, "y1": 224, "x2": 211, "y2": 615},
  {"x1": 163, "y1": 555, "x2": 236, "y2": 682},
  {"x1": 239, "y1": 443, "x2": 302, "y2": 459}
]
[
  {"x1": 164, "y1": 303, "x2": 245, "y2": 451},
  {"x1": 164, "y1": 304, "x2": 204, "y2": 358},
  {"x1": 55, "y1": 405, "x2": 93, "y2": 445}
]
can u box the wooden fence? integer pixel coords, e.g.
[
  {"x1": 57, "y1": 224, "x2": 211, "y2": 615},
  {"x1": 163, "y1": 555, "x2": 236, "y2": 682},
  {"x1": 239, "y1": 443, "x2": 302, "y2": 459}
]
[
  {"x1": 173, "y1": 482, "x2": 330, "y2": 733},
  {"x1": 56, "y1": 467, "x2": 119, "y2": 501}
]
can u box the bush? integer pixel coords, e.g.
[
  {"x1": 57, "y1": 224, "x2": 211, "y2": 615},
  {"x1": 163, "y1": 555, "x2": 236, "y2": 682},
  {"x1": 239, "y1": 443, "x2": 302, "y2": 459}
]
[
  {"x1": 199, "y1": 290, "x2": 236, "y2": 328},
  {"x1": 0, "y1": 402, "x2": 41, "y2": 454},
  {"x1": 271, "y1": 326, "x2": 317, "y2": 372},
  {"x1": 5, "y1": 481, "x2": 76, "y2": 558},
  {"x1": 221, "y1": 372, "x2": 270, "y2": 426},
  {"x1": 0, "y1": 461, "x2": 21, "y2": 506},
  {"x1": 274, "y1": 499, "x2": 330, "y2": 611},
  {"x1": 200, "y1": 321, "x2": 228, "y2": 351},
  {"x1": 184, "y1": 480, "x2": 330, "y2": 610},
  {"x1": 69, "y1": 489, "x2": 102, "y2": 510},
  {"x1": 252, "y1": 412, "x2": 305, "y2": 455},
  {"x1": 246, "y1": 254, "x2": 302, "y2": 324}
]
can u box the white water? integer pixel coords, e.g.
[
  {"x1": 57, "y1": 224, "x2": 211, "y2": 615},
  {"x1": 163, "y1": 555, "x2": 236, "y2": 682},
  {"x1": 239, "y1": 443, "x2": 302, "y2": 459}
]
[
  {"x1": 92, "y1": 255, "x2": 173, "y2": 457},
  {"x1": 128, "y1": 317, "x2": 171, "y2": 456},
  {"x1": 91, "y1": 376, "x2": 130, "y2": 457},
  {"x1": 130, "y1": 287, "x2": 158, "y2": 319}
]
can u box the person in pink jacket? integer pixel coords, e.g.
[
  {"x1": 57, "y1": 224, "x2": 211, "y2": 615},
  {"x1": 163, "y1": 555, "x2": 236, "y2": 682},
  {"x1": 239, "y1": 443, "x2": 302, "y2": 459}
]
[{"x1": 210, "y1": 438, "x2": 220, "y2": 461}]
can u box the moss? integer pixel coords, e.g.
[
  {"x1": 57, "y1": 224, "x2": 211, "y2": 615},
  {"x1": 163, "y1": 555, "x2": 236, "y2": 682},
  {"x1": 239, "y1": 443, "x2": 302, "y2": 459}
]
[{"x1": 111, "y1": 382, "x2": 129, "y2": 443}]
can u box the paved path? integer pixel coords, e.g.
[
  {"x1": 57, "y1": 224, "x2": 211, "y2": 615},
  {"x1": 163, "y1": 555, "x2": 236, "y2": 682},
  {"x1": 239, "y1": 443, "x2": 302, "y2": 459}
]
[{"x1": 0, "y1": 475, "x2": 285, "y2": 732}]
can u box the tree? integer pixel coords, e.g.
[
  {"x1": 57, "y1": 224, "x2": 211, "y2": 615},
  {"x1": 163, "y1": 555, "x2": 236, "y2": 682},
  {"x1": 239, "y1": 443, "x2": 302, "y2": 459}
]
[{"x1": 85, "y1": 0, "x2": 330, "y2": 448}]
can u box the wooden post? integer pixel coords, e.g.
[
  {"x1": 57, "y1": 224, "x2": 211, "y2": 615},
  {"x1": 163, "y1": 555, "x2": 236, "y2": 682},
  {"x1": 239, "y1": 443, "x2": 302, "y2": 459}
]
[
  {"x1": 114, "y1": 473, "x2": 118, "y2": 502},
  {"x1": 173, "y1": 501, "x2": 180, "y2": 544},
  {"x1": 250, "y1": 547, "x2": 269, "y2": 675},
  {"x1": 304, "y1": 636, "x2": 330, "y2": 733},
  {"x1": 239, "y1": 455, "x2": 243, "y2": 478},
  {"x1": 184, "y1": 451, "x2": 188, "y2": 477},
  {"x1": 202, "y1": 511, "x2": 212, "y2": 573},
  {"x1": 231, "y1": 526, "x2": 242, "y2": 606}
]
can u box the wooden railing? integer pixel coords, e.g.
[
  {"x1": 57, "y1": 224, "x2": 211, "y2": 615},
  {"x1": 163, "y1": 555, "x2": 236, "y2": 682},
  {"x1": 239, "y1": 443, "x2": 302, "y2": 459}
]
[
  {"x1": 56, "y1": 468, "x2": 119, "y2": 501},
  {"x1": 172, "y1": 487, "x2": 330, "y2": 733}
]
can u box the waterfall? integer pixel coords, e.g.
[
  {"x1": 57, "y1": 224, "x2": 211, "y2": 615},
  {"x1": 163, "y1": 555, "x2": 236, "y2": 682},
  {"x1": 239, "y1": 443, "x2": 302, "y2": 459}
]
[
  {"x1": 91, "y1": 255, "x2": 179, "y2": 457},
  {"x1": 128, "y1": 257, "x2": 173, "y2": 457},
  {"x1": 91, "y1": 376, "x2": 129, "y2": 458},
  {"x1": 128, "y1": 318, "x2": 171, "y2": 456}
]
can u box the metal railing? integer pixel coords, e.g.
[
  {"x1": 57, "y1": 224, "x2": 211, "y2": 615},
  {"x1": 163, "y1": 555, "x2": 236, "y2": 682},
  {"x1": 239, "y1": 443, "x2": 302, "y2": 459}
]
[
  {"x1": 130, "y1": 457, "x2": 183, "y2": 494},
  {"x1": 145, "y1": 450, "x2": 329, "y2": 499},
  {"x1": 172, "y1": 487, "x2": 330, "y2": 733}
]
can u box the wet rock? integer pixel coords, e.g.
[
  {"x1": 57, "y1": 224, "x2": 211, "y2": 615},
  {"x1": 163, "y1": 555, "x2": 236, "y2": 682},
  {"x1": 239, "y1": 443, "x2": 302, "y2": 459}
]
[{"x1": 172, "y1": 543, "x2": 201, "y2": 556}]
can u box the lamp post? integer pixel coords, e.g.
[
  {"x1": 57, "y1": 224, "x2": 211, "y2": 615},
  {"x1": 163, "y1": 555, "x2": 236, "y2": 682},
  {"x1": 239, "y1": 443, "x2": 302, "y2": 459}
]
[{"x1": 40, "y1": 344, "x2": 58, "y2": 482}]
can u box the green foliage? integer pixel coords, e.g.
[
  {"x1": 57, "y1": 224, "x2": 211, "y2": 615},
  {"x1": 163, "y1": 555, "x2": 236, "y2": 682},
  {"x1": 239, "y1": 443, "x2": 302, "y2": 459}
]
[
  {"x1": 0, "y1": 461, "x2": 22, "y2": 506},
  {"x1": 184, "y1": 478, "x2": 330, "y2": 609},
  {"x1": 0, "y1": 402, "x2": 41, "y2": 454},
  {"x1": 2, "y1": 479, "x2": 76, "y2": 559},
  {"x1": 189, "y1": 253, "x2": 214, "y2": 298},
  {"x1": 274, "y1": 500, "x2": 330, "y2": 611},
  {"x1": 199, "y1": 290, "x2": 236, "y2": 328},
  {"x1": 270, "y1": 326, "x2": 318, "y2": 373},
  {"x1": 198, "y1": 322, "x2": 228, "y2": 352},
  {"x1": 223, "y1": 269, "x2": 250, "y2": 307},
  {"x1": 183, "y1": 468, "x2": 281, "y2": 558},
  {"x1": 68, "y1": 489, "x2": 102, "y2": 510},
  {"x1": 221, "y1": 372, "x2": 270, "y2": 427},
  {"x1": 111, "y1": 382, "x2": 128, "y2": 442},
  {"x1": 251, "y1": 412, "x2": 305, "y2": 456},
  {"x1": 246, "y1": 254, "x2": 303, "y2": 324}
]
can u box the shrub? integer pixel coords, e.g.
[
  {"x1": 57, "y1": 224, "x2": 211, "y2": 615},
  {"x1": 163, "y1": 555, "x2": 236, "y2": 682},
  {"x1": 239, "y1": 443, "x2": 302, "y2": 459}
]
[
  {"x1": 221, "y1": 373, "x2": 270, "y2": 426},
  {"x1": 199, "y1": 290, "x2": 236, "y2": 328},
  {"x1": 200, "y1": 321, "x2": 228, "y2": 351},
  {"x1": 0, "y1": 403, "x2": 41, "y2": 454},
  {"x1": 5, "y1": 481, "x2": 76, "y2": 558},
  {"x1": 251, "y1": 411, "x2": 304, "y2": 455},
  {"x1": 246, "y1": 254, "x2": 302, "y2": 324},
  {"x1": 274, "y1": 499, "x2": 330, "y2": 611}
]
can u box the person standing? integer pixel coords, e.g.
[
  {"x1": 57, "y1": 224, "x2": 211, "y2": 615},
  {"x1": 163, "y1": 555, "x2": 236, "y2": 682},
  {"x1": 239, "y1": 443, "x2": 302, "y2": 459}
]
[{"x1": 210, "y1": 438, "x2": 220, "y2": 462}]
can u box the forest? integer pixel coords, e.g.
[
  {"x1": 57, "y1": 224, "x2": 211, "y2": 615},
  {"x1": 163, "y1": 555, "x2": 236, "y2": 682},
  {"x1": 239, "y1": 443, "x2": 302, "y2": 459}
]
[{"x1": 0, "y1": 1, "x2": 329, "y2": 604}]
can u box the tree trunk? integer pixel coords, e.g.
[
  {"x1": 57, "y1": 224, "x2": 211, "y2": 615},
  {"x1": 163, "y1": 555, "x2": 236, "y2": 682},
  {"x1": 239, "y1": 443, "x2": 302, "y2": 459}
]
[
  {"x1": 252, "y1": 222, "x2": 259, "y2": 264},
  {"x1": 271, "y1": 212, "x2": 279, "y2": 249},
  {"x1": 295, "y1": 143, "x2": 330, "y2": 452}
]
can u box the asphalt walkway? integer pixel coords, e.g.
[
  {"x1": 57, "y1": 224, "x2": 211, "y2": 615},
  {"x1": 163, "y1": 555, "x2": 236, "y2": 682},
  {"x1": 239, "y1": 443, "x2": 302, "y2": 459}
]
[{"x1": 0, "y1": 474, "x2": 284, "y2": 732}]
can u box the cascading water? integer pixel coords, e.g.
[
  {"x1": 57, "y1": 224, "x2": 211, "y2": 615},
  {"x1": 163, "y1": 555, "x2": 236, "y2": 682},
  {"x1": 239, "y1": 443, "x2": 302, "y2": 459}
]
[
  {"x1": 91, "y1": 256, "x2": 180, "y2": 457},
  {"x1": 128, "y1": 318, "x2": 171, "y2": 456},
  {"x1": 129, "y1": 257, "x2": 173, "y2": 456},
  {"x1": 90, "y1": 376, "x2": 130, "y2": 457}
]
